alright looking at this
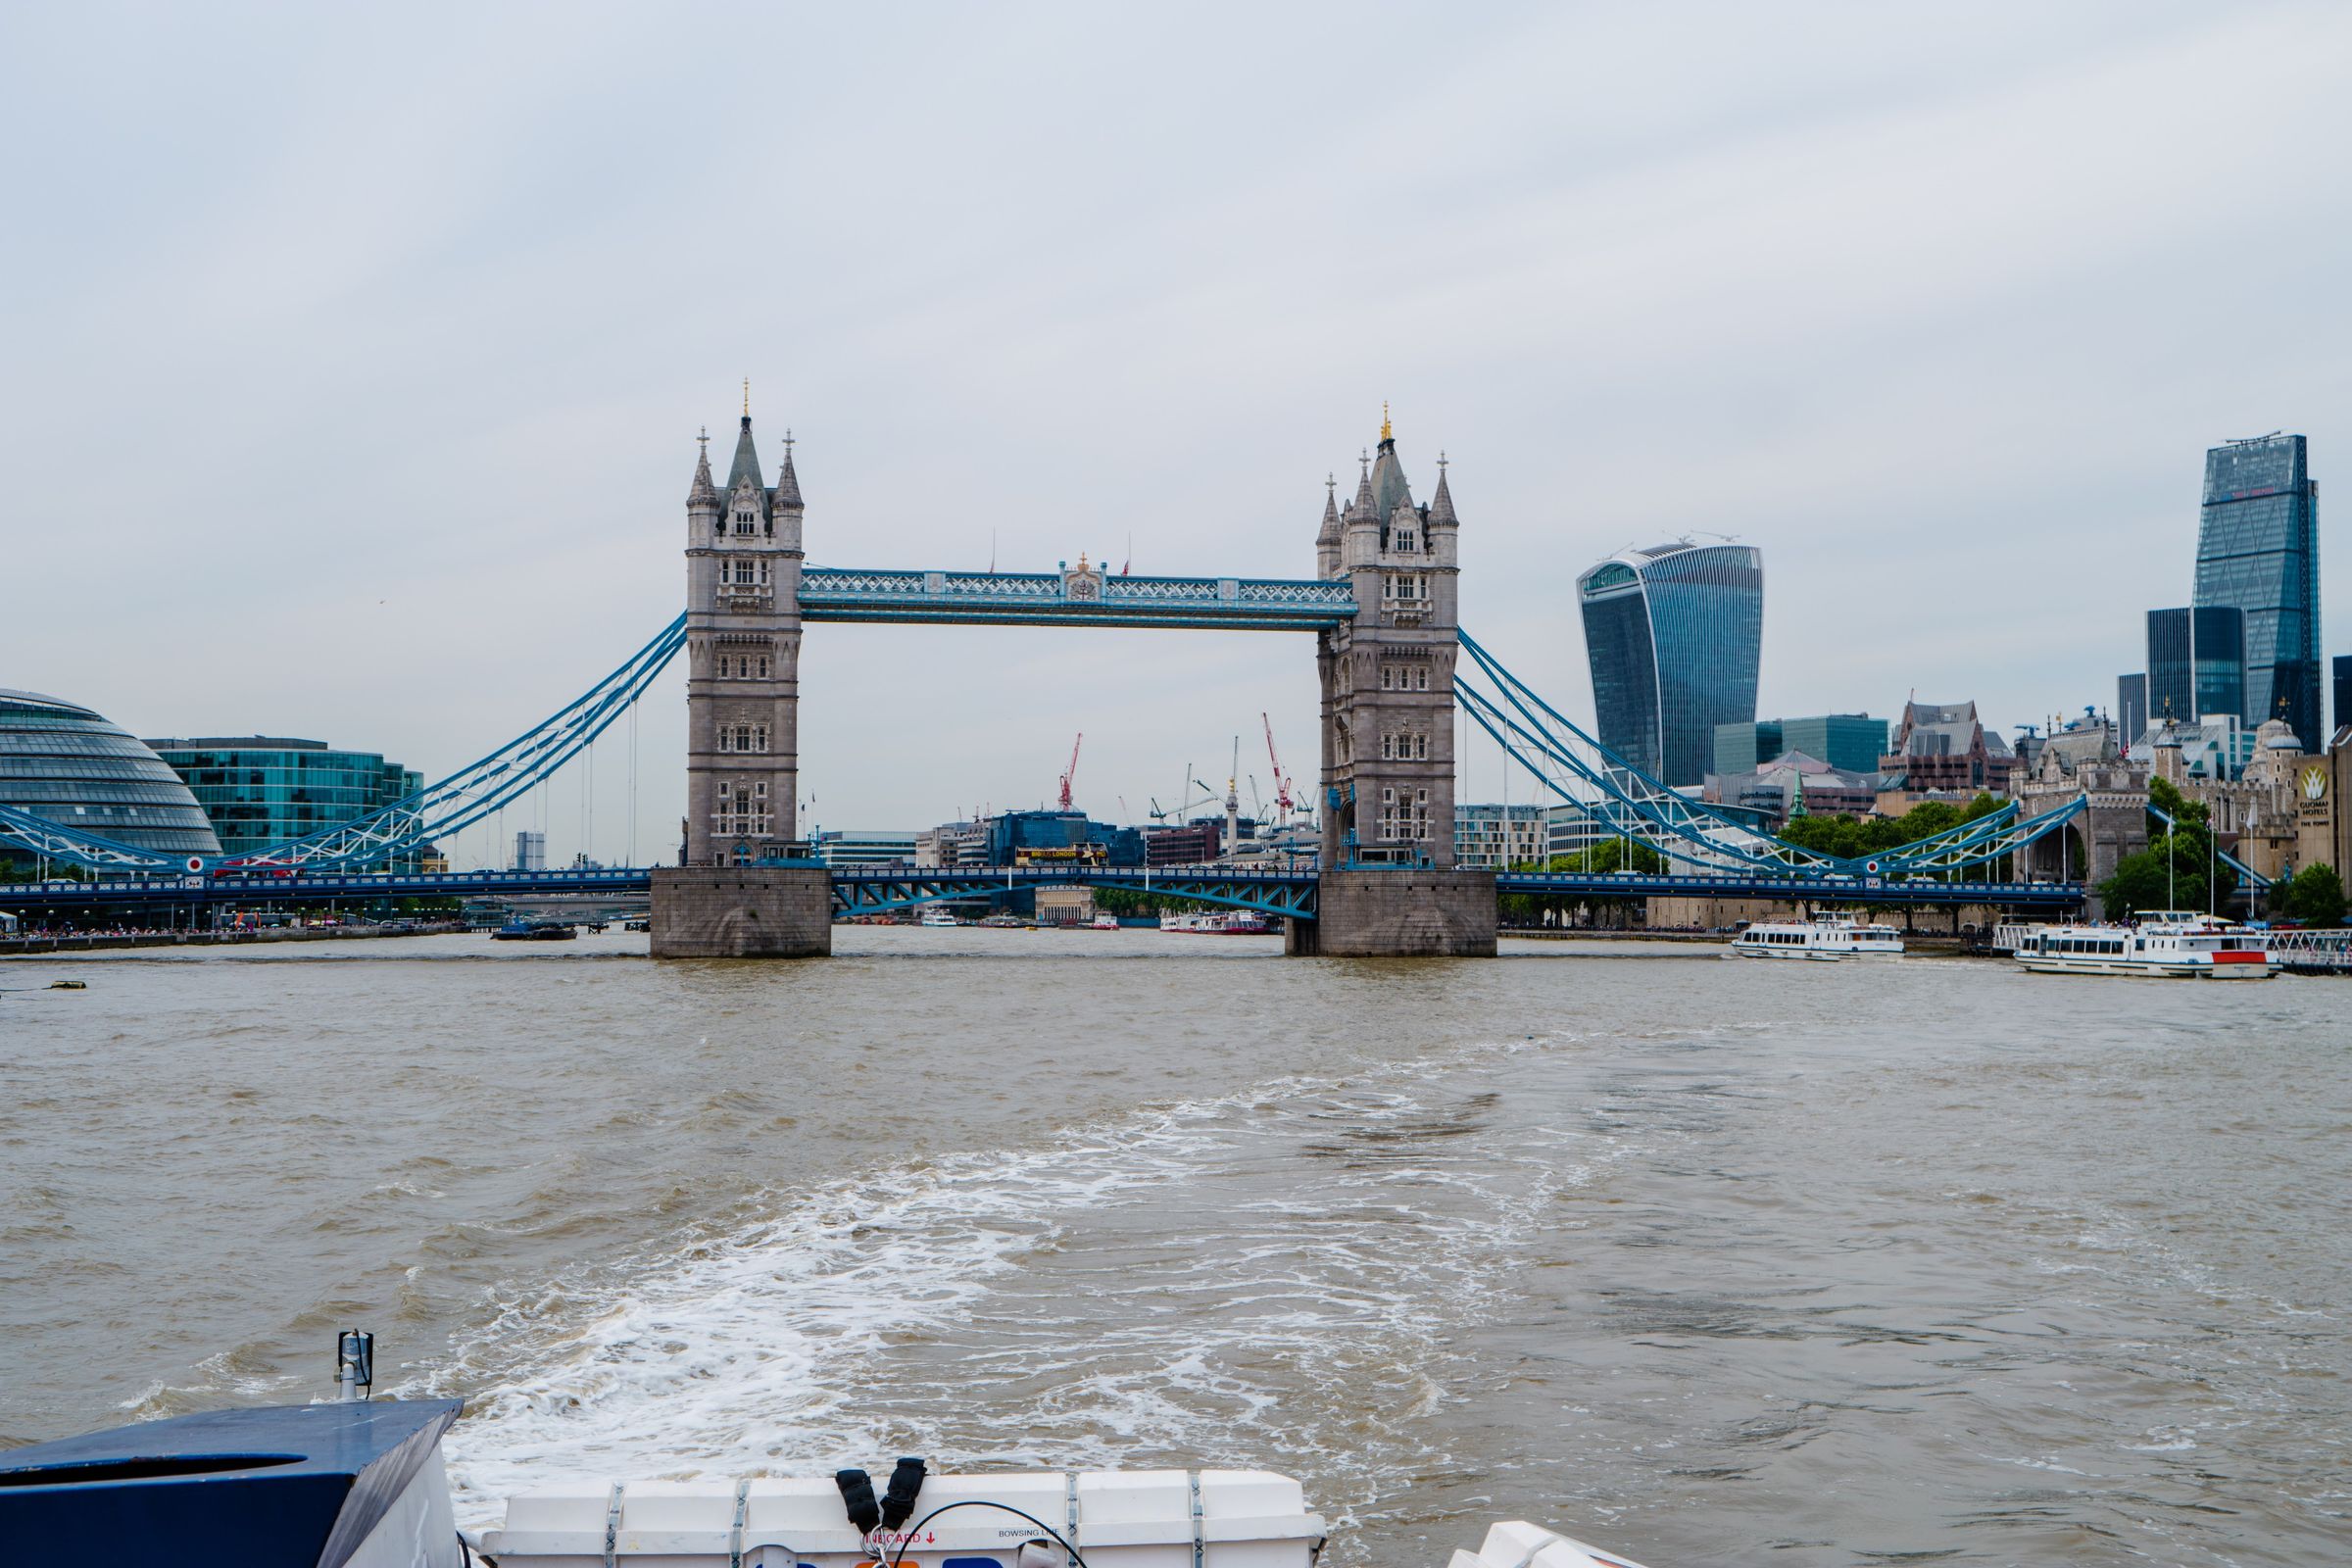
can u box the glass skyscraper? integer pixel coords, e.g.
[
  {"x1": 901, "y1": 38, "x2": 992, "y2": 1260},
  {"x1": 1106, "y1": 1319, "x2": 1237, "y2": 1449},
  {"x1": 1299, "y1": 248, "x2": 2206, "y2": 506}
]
[
  {"x1": 2195, "y1": 434, "x2": 2320, "y2": 744},
  {"x1": 2144, "y1": 606, "x2": 2244, "y2": 725},
  {"x1": 1578, "y1": 542, "x2": 1763, "y2": 786},
  {"x1": 142, "y1": 737, "x2": 424, "y2": 870},
  {"x1": 2117, "y1": 672, "x2": 2148, "y2": 743}
]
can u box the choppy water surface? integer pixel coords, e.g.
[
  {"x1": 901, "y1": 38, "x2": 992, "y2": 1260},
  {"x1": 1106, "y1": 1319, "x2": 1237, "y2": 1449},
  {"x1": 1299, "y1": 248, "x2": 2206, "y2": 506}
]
[{"x1": 3, "y1": 929, "x2": 2346, "y2": 1565}]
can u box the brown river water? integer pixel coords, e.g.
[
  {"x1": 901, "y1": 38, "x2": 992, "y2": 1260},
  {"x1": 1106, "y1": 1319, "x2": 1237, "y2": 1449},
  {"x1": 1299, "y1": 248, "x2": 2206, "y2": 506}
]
[{"x1": 1, "y1": 929, "x2": 2345, "y2": 1565}]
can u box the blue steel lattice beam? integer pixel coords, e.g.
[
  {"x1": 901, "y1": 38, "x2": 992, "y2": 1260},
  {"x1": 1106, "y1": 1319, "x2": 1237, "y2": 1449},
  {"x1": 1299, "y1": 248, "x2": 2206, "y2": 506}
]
[
  {"x1": 1457, "y1": 629, "x2": 2087, "y2": 881},
  {"x1": 798, "y1": 567, "x2": 1356, "y2": 631},
  {"x1": 4, "y1": 615, "x2": 688, "y2": 874}
]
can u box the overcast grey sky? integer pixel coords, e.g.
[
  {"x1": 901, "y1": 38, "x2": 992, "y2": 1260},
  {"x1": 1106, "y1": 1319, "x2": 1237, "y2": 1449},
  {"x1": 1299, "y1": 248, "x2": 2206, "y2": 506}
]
[{"x1": 6, "y1": 3, "x2": 2348, "y2": 866}]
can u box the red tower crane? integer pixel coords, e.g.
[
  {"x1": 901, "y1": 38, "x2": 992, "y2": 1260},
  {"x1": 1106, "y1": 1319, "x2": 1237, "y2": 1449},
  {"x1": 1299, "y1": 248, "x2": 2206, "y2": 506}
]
[
  {"x1": 1262, "y1": 712, "x2": 1294, "y2": 818},
  {"x1": 1058, "y1": 732, "x2": 1083, "y2": 812}
]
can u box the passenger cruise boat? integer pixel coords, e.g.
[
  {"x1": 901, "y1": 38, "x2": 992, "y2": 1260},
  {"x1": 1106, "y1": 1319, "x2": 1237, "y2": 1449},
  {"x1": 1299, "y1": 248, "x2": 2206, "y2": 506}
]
[
  {"x1": 917, "y1": 907, "x2": 960, "y2": 927},
  {"x1": 1159, "y1": 908, "x2": 1270, "y2": 934},
  {"x1": 2011, "y1": 911, "x2": 2271, "y2": 979},
  {"x1": 1728, "y1": 915, "x2": 1904, "y2": 960},
  {"x1": 0, "y1": 1338, "x2": 1657, "y2": 1568}
]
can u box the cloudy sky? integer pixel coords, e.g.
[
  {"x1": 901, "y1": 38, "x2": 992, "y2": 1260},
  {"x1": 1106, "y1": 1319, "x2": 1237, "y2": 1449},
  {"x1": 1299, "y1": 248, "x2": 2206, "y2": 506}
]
[{"x1": 6, "y1": 3, "x2": 2348, "y2": 866}]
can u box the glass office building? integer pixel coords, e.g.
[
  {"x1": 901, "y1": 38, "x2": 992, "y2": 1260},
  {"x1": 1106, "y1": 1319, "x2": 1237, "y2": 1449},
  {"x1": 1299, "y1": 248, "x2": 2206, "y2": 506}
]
[
  {"x1": 2195, "y1": 434, "x2": 2320, "y2": 744},
  {"x1": 2117, "y1": 673, "x2": 2148, "y2": 744},
  {"x1": 142, "y1": 737, "x2": 423, "y2": 870},
  {"x1": 0, "y1": 689, "x2": 222, "y2": 866},
  {"x1": 2144, "y1": 606, "x2": 2245, "y2": 726},
  {"x1": 1713, "y1": 713, "x2": 1886, "y2": 776},
  {"x1": 1579, "y1": 542, "x2": 1763, "y2": 786},
  {"x1": 2336, "y1": 654, "x2": 2350, "y2": 739}
]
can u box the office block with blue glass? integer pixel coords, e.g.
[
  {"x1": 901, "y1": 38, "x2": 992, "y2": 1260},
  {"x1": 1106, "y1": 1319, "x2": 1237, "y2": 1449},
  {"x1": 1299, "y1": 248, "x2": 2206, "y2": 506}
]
[
  {"x1": 1580, "y1": 542, "x2": 1762, "y2": 787},
  {"x1": 2195, "y1": 434, "x2": 2320, "y2": 743}
]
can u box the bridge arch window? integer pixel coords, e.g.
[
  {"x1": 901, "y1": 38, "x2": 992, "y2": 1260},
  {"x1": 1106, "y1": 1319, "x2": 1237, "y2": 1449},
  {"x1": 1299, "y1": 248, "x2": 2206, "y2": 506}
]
[
  {"x1": 758, "y1": 656, "x2": 770, "y2": 678},
  {"x1": 1396, "y1": 526, "x2": 1418, "y2": 553}
]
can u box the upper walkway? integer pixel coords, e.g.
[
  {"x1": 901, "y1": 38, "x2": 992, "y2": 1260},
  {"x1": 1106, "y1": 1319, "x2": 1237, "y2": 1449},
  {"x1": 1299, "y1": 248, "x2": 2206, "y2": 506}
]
[{"x1": 796, "y1": 567, "x2": 1358, "y2": 630}]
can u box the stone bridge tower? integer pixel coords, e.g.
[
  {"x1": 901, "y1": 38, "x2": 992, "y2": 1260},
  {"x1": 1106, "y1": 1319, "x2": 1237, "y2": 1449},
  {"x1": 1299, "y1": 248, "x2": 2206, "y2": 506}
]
[
  {"x1": 683, "y1": 406, "x2": 805, "y2": 867},
  {"x1": 655, "y1": 399, "x2": 830, "y2": 959},
  {"x1": 1314, "y1": 412, "x2": 1460, "y2": 868},
  {"x1": 1298, "y1": 410, "x2": 1494, "y2": 956}
]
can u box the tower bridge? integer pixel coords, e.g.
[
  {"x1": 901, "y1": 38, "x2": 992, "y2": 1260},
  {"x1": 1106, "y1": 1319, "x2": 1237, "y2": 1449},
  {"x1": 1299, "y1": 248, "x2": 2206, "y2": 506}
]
[{"x1": 1, "y1": 401, "x2": 2094, "y2": 954}]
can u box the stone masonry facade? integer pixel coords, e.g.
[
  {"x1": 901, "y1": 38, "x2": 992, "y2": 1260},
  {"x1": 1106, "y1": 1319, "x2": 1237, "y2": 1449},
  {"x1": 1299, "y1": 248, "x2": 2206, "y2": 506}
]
[
  {"x1": 684, "y1": 411, "x2": 805, "y2": 866},
  {"x1": 1315, "y1": 415, "x2": 1461, "y2": 868}
]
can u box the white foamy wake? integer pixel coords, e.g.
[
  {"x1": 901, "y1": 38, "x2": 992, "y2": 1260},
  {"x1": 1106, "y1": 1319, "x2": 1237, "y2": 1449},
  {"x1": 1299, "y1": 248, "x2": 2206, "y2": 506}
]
[{"x1": 411, "y1": 1037, "x2": 1600, "y2": 1528}]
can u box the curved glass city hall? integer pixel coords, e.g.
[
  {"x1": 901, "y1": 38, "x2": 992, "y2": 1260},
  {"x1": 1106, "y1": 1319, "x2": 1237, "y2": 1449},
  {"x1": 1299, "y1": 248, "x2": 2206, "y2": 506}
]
[
  {"x1": 0, "y1": 689, "x2": 222, "y2": 861},
  {"x1": 1577, "y1": 543, "x2": 1763, "y2": 787}
]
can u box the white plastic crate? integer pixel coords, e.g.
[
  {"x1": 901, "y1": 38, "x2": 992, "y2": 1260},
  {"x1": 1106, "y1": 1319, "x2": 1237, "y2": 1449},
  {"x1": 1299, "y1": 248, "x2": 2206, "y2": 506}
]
[{"x1": 481, "y1": 1469, "x2": 1325, "y2": 1568}]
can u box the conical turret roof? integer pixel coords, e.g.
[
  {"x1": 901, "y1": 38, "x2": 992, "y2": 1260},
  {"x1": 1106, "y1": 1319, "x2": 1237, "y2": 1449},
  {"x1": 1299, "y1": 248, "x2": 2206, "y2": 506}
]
[
  {"x1": 688, "y1": 431, "x2": 718, "y2": 505},
  {"x1": 1369, "y1": 435, "x2": 1413, "y2": 521},
  {"x1": 1317, "y1": 476, "x2": 1341, "y2": 544},
  {"x1": 774, "y1": 434, "x2": 803, "y2": 510},
  {"x1": 1428, "y1": 460, "x2": 1456, "y2": 525},
  {"x1": 725, "y1": 415, "x2": 764, "y2": 496},
  {"x1": 1348, "y1": 453, "x2": 1378, "y2": 522}
]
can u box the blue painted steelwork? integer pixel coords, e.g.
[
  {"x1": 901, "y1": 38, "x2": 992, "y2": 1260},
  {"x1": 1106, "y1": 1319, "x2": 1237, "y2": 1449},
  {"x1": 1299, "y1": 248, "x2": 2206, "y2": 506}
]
[
  {"x1": 3, "y1": 616, "x2": 688, "y2": 874},
  {"x1": 0, "y1": 866, "x2": 657, "y2": 911},
  {"x1": 1455, "y1": 629, "x2": 2089, "y2": 882},
  {"x1": 2147, "y1": 803, "x2": 2272, "y2": 891},
  {"x1": 0, "y1": 863, "x2": 2091, "y2": 916},
  {"x1": 1494, "y1": 869, "x2": 2084, "y2": 910},
  {"x1": 829, "y1": 863, "x2": 1321, "y2": 919},
  {"x1": 798, "y1": 567, "x2": 1356, "y2": 631}
]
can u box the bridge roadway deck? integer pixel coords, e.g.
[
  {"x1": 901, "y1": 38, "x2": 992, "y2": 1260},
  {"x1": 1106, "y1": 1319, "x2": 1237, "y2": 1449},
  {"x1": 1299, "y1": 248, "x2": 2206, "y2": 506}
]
[{"x1": 0, "y1": 865, "x2": 2086, "y2": 915}]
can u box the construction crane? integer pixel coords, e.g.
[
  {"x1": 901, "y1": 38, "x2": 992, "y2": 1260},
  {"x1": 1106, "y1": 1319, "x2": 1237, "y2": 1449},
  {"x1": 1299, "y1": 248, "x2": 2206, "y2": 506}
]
[
  {"x1": 1262, "y1": 712, "x2": 1296, "y2": 820},
  {"x1": 1057, "y1": 732, "x2": 1083, "y2": 812}
]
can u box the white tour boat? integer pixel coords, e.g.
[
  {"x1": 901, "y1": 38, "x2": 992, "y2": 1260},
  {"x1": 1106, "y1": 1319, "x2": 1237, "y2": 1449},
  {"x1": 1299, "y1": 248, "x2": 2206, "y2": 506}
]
[
  {"x1": 1728, "y1": 915, "x2": 1905, "y2": 960},
  {"x1": 917, "y1": 907, "x2": 960, "y2": 928},
  {"x1": 1158, "y1": 908, "x2": 1270, "y2": 934},
  {"x1": 0, "y1": 1336, "x2": 1659, "y2": 1568},
  {"x1": 2011, "y1": 911, "x2": 2271, "y2": 979}
]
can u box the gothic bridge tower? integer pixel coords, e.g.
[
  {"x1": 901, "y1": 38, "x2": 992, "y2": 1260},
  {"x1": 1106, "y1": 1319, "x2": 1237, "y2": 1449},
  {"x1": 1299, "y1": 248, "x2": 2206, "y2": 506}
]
[
  {"x1": 1314, "y1": 408, "x2": 1461, "y2": 868},
  {"x1": 683, "y1": 401, "x2": 805, "y2": 867},
  {"x1": 654, "y1": 393, "x2": 830, "y2": 959},
  {"x1": 1298, "y1": 409, "x2": 1493, "y2": 957}
]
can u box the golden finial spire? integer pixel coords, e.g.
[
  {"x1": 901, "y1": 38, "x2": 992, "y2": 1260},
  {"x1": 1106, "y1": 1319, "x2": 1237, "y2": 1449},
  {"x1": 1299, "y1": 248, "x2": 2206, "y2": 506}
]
[
  {"x1": 743, "y1": 377, "x2": 751, "y2": 416},
  {"x1": 1380, "y1": 402, "x2": 1392, "y2": 442}
]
